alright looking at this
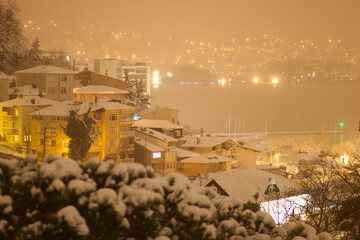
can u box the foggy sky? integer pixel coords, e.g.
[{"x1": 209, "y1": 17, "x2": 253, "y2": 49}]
[{"x1": 17, "y1": 0, "x2": 360, "y2": 41}]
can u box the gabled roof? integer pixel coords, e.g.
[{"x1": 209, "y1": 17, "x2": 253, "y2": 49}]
[
  {"x1": 135, "y1": 138, "x2": 165, "y2": 152},
  {"x1": 176, "y1": 148, "x2": 199, "y2": 158},
  {"x1": 200, "y1": 168, "x2": 299, "y2": 203},
  {"x1": 0, "y1": 72, "x2": 12, "y2": 80},
  {"x1": 30, "y1": 101, "x2": 90, "y2": 117},
  {"x1": 140, "y1": 106, "x2": 179, "y2": 116},
  {"x1": 135, "y1": 128, "x2": 177, "y2": 142},
  {"x1": 238, "y1": 145, "x2": 262, "y2": 153},
  {"x1": 181, "y1": 154, "x2": 234, "y2": 164},
  {"x1": 16, "y1": 65, "x2": 78, "y2": 74},
  {"x1": 92, "y1": 100, "x2": 134, "y2": 111},
  {"x1": 180, "y1": 136, "x2": 239, "y2": 148},
  {"x1": 30, "y1": 99, "x2": 133, "y2": 117},
  {"x1": 73, "y1": 85, "x2": 128, "y2": 94},
  {"x1": 0, "y1": 96, "x2": 58, "y2": 108},
  {"x1": 133, "y1": 119, "x2": 183, "y2": 130}
]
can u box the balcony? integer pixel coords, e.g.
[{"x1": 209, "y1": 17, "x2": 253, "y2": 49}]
[
  {"x1": 3, "y1": 128, "x2": 19, "y2": 135},
  {"x1": 120, "y1": 118, "x2": 134, "y2": 123},
  {"x1": 3, "y1": 115, "x2": 18, "y2": 121},
  {"x1": 120, "y1": 131, "x2": 134, "y2": 137}
]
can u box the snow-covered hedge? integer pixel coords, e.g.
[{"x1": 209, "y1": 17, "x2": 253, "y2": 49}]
[{"x1": 0, "y1": 155, "x2": 331, "y2": 240}]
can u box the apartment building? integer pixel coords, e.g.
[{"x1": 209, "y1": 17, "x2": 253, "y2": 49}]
[{"x1": 15, "y1": 65, "x2": 78, "y2": 101}]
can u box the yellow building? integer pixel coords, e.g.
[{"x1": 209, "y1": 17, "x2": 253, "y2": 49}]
[
  {"x1": 0, "y1": 96, "x2": 59, "y2": 150},
  {"x1": 30, "y1": 99, "x2": 135, "y2": 162},
  {"x1": 73, "y1": 85, "x2": 128, "y2": 102},
  {"x1": 15, "y1": 65, "x2": 78, "y2": 101},
  {"x1": 134, "y1": 128, "x2": 178, "y2": 174},
  {"x1": 140, "y1": 107, "x2": 179, "y2": 124},
  {"x1": 181, "y1": 154, "x2": 235, "y2": 177}
]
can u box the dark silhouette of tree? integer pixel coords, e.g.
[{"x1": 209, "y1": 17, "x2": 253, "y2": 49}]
[{"x1": 63, "y1": 108, "x2": 96, "y2": 160}]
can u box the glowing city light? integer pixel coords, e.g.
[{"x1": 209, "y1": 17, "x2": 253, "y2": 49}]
[
  {"x1": 272, "y1": 77, "x2": 279, "y2": 84},
  {"x1": 340, "y1": 154, "x2": 349, "y2": 165},
  {"x1": 253, "y1": 76, "x2": 259, "y2": 83},
  {"x1": 167, "y1": 72, "x2": 173, "y2": 77},
  {"x1": 153, "y1": 71, "x2": 159, "y2": 87},
  {"x1": 220, "y1": 78, "x2": 226, "y2": 86}
]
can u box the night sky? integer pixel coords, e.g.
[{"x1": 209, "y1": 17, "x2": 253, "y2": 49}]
[{"x1": 17, "y1": 0, "x2": 360, "y2": 41}]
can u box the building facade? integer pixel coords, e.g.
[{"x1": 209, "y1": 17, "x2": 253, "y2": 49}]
[
  {"x1": 88, "y1": 59, "x2": 151, "y2": 95},
  {"x1": 15, "y1": 65, "x2": 78, "y2": 101},
  {"x1": 30, "y1": 100, "x2": 135, "y2": 162}
]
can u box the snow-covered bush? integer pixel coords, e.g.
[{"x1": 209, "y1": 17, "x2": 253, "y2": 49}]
[{"x1": 0, "y1": 155, "x2": 332, "y2": 240}]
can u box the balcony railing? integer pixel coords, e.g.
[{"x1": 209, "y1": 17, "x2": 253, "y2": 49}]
[
  {"x1": 120, "y1": 131, "x2": 134, "y2": 137},
  {"x1": 120, "y1": 118, "x2": 134, "y2": 123},
  {"x1": 3, "y1": 115, "x2": 18, "y2": 121},
  {"x1": 3, "y1": 128, "x2": 19, "y2": 135}
]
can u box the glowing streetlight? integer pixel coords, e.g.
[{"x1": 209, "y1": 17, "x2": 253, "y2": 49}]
[
  {"x1": 167, "y1": 72, "x2": 173, "y2": 77},
  {"x1": 153, "y1": 71, "x2": 159, "y2": 88},
  {"x1": 220, "y1": 78, "x2": 226, "y2": 86},
  {"x1": 253, "y1": 76, "x2": 259, "y2": 83},
  {"x1": 272, "y1": 77, "x2": 279, "y2": 84}
]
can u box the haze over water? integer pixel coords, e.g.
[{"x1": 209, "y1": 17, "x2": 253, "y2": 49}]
[{"x1": 151, "y1": 83, "x2": 360, "y2": 141}]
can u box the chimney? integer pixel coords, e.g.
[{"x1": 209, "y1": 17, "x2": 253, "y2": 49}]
[
  {"x1": 30, "y1": 99, "x2": 35, "y2": 104},
  {"x1": 94, "y1": 96, "x2": 98, "y2": 106},
  {"x1": 200, "y1": 128, "x2": 204, "y2": 137},
  {"x1": 32, "y1": 83, "x2": 37, "y2": 89},
  {"x1": 197, "y1": 136, "x2": 200, "y2": 144}
]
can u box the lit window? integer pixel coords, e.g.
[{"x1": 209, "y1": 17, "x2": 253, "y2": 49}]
[
  {"x1": 49, "y1": 127, "x2": 56, "y2": 134},
  {"x1": 62, "y1": 140, "x2": 69, "y2": 147},
  {"x1": 153, "y1": 152, "x2": 161, "y2": 159}
]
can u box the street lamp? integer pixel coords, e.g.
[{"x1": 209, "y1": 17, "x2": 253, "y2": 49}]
[{"x1": 272, "y1": 77, "x2": 279, "y2": 85}]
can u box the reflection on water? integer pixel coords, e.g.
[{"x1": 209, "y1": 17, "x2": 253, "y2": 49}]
[{"x1": 150, "y1": 84, "x2": 360, "y2": 143}]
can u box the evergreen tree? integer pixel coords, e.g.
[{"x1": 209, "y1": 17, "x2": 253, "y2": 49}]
[
  {"x1": 0, "y1": 0, "x2": 27, "y2": 74},
  {"x1": 124, "y1": 70, "x2": 150, "y2": 112},
  {"x1": 63, "y1": 108, "x2": 96, "y2": 160},
  {"x1": 28, "y1": 37, "x2": 42, "y2": 63}
]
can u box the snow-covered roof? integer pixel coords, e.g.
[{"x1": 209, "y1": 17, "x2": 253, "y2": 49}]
[
  {"x1": 133, "y1": 119, "x2": 183, "y2": 130},
  {"x1": 16, "y1": 65, "x2": 78, "y2": 74},
  {"x1": 181, "y1": 154, "x2": 234, "y2": 164},
  {"x1": 73, "y1": 85, "x2": 128, "y2": 95},
  {"x1": 136, "y1": 128, "x2": 177, "y2": 142},
  {"x1": 199, "y1": 168, "x2": 300, "y2": 203},
  {"x1": 30, "y1": 101, "x2": 91, "y2": 117},
  {"x1": 0, "y1": 72, "x2": 12, "y2": 80},
  {"x1": 9, "y1": 85, "x2": 46, "y2": 96},
  {"x1": 140, "y1": 106, "x2": 179, "y2": 116},
  {"x1": 0, "y1": 96, "x2": 59, "y2": 108},
  {"x1": 92, "y1": 100, "x2": 134, "y2": 111},
  {"x1": 30, "y1": 99, "x2": 133, "y2": 117},
  {"x1": 176, "y1": 148, "x2": 199, "y2": 158},
  {"x1": 180, "y1": 136, "x2": 239, "y2": 148},
  {"x1": 238, "y1": 145, "x2": 262, "y2": 153},
  {"x1": 135, "y1": 138, "x2": 165, "y2": 152}
]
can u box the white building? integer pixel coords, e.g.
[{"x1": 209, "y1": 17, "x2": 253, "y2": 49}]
[{"x1": 88, "y1": 59, "x2": 151, "y2": 95}]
